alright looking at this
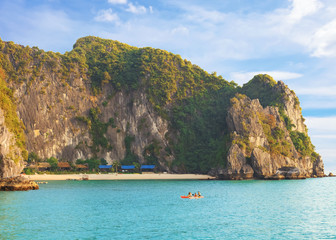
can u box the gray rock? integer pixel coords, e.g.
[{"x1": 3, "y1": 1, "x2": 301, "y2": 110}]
[{"x1": 223, "y1": 144, "x2": 254, "y2": 179}]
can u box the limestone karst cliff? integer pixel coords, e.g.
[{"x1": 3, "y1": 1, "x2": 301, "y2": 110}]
[
  {"x1": 0, "y1": 109, "x2": 25, "y2": 178},
  {"x1": 0, "y1": 36, "x2": 323, "y2": 178},
  {"x1": 220, "y1": 92, "x2": 323, "y2": 179},
  {"x1": 0, "y1": 67, "x2": 26, "y2": 178}
]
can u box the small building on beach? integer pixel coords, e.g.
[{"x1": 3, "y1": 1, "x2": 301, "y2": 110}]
[
  {"x1": 141, "y1": 165, "x2": 155, "y2": 173},
  {"x1": 76, "y1": 164, "x2": 88, "y2": 171},
  {"x1": 58, "y1": 162, "x2": 71, "y2": 171},
  {"x1": 99, "y1": 165, "x2": 112, "y2": 172},
  {"x1": 121, "y1": 165, "x2": 135, "y2": 173},
  {"x1": 38, "y1": 162, "x2": 51, "y2": 171}
]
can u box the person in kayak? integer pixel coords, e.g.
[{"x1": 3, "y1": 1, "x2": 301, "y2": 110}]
[
  {"x1": 187, "y1": 192, "x2": 192, "y2": 197},
  {"x1": 197, "y1": 191, "x2": 202, "y2": 197}
]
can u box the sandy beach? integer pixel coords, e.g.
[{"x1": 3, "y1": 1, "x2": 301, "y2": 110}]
[{"x1": 23, "y1": 173, "x2": 215, "y2": 181}]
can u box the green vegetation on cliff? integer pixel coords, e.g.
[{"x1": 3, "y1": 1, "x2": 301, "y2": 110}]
[
  {"x1": 171, "y1": 86, "x2": 236, "y2": 172},
  {"x1": 76, "y1": 107, "x2": 116, "y2": 155},
  {"x1": 73, "y1": 36, "x2": 234, "y2": 115},
  {"x1": 0, "y1": 67, "x2": 27, "y2": 161},
  {"x1": 242, "y1": 74, "x2": 283, "y2": 107}
]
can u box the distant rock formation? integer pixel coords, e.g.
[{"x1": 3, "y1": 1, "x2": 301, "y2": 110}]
[
  {"x1": 0, "y1": 176, "x2": 39, "y2": 191},
  {"x1": 217, "y1": 91, "x2": 323, "y2": 180}
]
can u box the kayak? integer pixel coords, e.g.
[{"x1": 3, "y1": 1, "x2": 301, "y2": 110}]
[{"x1": 181, "y1": 196, "x2": 204, "y2": 199}]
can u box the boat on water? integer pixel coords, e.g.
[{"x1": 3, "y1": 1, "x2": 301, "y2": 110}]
[{"x1": 181, "y1": 195, "x2": 204, "y2": 199}]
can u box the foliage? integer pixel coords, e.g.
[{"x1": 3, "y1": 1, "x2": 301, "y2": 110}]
[
  {"x1": 171, "y1": 86, "x2": 237, "y2": 173},
  {"x1": 47, "y1": 157, "x2": 58, "y2": 171},
  {"x1": 24, "y1": 168, "x2": 35, "y2": 175},
  {"x1": 72, "y1": 36, "x2": 235, "y2": 113},
  {"x1": 143, "y1": 140, "x2": 161, "y2": 165},
  {"x1": 278, "y1": 107, "x2": 295, "y2": 131},
  {"x1": 100, "y1": 158, "x2": 107, "y2": 165},
  {"x1": 290, "y1": 131, "x2": 319, "y2": 161},
  {"x1": 28, "y1": 152, "x2": 41, "y2": 164},
  {"x1": 121, "y1": 134, "x2": 138, "y2": 165},
  {"x1": 0, "y1": 67, "x2": 27, "y2": 162},
  {"x1": 241, "y1": 74, "x2": 283, "y2": 108},
  {"x1": 112, "y1": 161, "x2": 121, "y2": 172},
  {"x1": 258, "y1": 113, "x2": 292, "y2": 157},
  {"x1": 76, "y1": 158, "x2": 103, "y2": 170},
  {"x1": 76, "y1": 107, "x2": 116, "y2": 155},
  {"x1": 133, "y1": 162, "x2": 140, "y2": 172},
  {"x1": 85, "y1": 158, "x2": 101, "y2": 170}
]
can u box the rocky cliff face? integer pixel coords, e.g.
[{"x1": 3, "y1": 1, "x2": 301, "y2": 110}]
[
  {"x1": 276, "y1": 81, "x2": 306, "y2": 133},
  {"x1": 0, "y1": 109, "x2": 24, "y2": 178},
  {"x1": 14, "y1": 73, "x2": 170, "y2": 168},
  {"x1": 0, "y1": 37, "x2": 174, "y2": 175},
  {"x1": 218, "y1": 92, "x2": 324, "y2": 179}
]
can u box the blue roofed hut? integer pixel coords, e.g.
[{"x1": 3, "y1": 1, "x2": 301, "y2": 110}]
[
  {"x1": 99, "y1": 165, "x2": 112, "y2": 172},
  {"x1": 140, "y1": 165, "x2": 155, "y2": 173},
  {"x1": 121, "y1": 165, "x2": 135, "y2": 173}
]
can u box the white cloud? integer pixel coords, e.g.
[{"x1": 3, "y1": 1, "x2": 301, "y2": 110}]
[
  {"x1": 230, "y1": 71, "x2": 303, "y2": 85},
  {"x1": 312, "y1": 135, "x2": 336, "y2": 139},
  {"x1": 288, "y1": 0, "x2": 323, "y2": 22},
  {"x1": 126, "y1": 3, "x2": 147, "y2": 14},
  {"x1": 301, "y1": 100, "x2": 336, "y2": 109},
  {"x1": 305, "y1": 116, "x2": 336, "y2": 131},
  {"x1": 310, "y1": 19, "x2": 336, "y2": 57},
  {"x1": 318, "y1": 148, "x2": 336, "y2": 172},
  {"x1": 94, "y1": 9, "x2": 119, "y2": 23},
  {"x1": 184, "y1": 6, "x2": 227, "y2": 23},
  {"x1": 32, "y1": 10, "x2": 73, "y2": 33},
  {"x1": 296, "y1": 85, "x2": 336, "y2": 97},
  {"x1": 171, "y1": 26, "x2": 189, "y2": 35},
  {"x1": 305, "y1": 116, "x2": 336, "y2": 172},
  {"x1": 108, "y1": 0, "x2": 127, "y2": 4}
]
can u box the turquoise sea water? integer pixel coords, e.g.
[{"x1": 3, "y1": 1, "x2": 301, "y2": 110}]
[{"x1": 1, "y1": 178, "x2": 336, "y2": 239}]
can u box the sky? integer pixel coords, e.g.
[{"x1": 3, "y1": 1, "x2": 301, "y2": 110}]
[{"x1": 0, "y1": 0, "x2": 335, "y2": 172}]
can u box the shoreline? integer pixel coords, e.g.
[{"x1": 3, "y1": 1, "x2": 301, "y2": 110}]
[{"x1": 23, "y1": 173, "x2": 216, "y2": 181}]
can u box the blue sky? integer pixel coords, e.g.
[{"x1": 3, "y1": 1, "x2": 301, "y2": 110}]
[{"x1": 0, "y1": 0, "x2": 335, "y2": 172}]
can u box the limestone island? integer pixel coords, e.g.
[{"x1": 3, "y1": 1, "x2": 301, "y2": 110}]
[{"x1": 0, "y1": 36, "x2": 324, "y2": 189}]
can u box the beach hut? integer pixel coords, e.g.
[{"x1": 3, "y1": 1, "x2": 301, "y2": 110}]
[
  {"x1": 99, "y1": 165, "x2": 112, "y2": 172},
  {"x1": 140, "y1": 165, "x2": 155, "y2": 173},
  {"x1": 38, "y1": 162, "x2": 51, "y2": 171},
  {"x1": 27, "y1": 164, "x2": 38, "y2": 170},
  {"x1": 121, "y1": 165, "x2": 135, "y2": 173},
  {"x1": 58, "y1": 162, "x2": 71, "y2": 171},
  {"x1": 76, "y1": 164, "x2": 89, "y2": 171}
]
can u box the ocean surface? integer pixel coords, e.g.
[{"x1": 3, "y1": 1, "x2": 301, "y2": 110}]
[{"x1": 1, "y1": 178, "x2": 336, "y2": 239}]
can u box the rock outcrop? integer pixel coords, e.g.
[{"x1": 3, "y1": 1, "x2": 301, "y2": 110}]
[
  {"x1": 0, "y1": 176, "x2": 39, "y2": 191},
  {"x1": 276, "y1": 81, "x2": 306, "y2": 133},
  {"x1": 218, "y1": 91, "x2": 324, "y2": 179},
  {"x1": 219, "y1": 144, "x2": 254, "y2": 180}
]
